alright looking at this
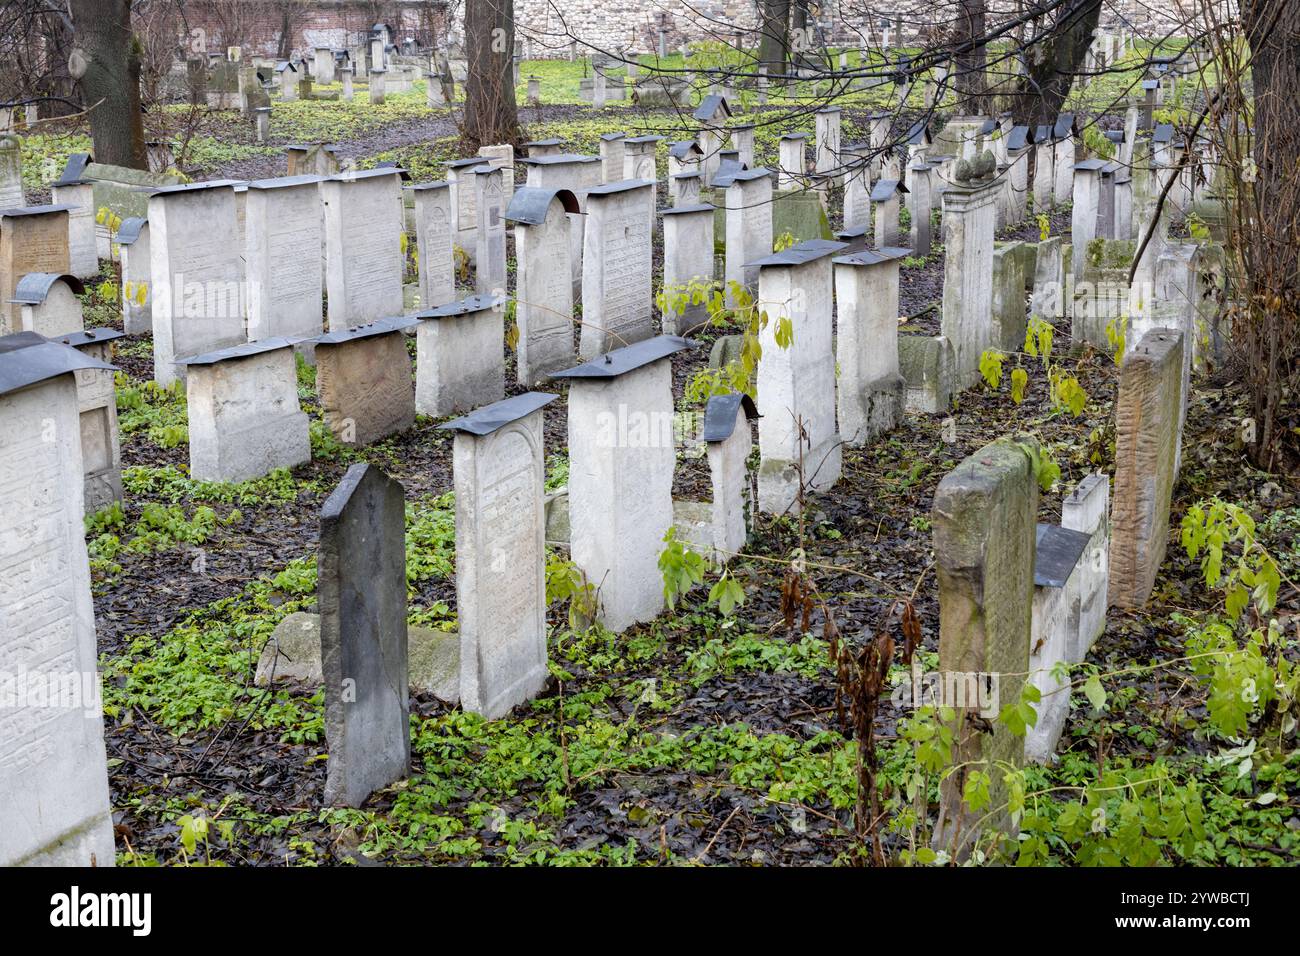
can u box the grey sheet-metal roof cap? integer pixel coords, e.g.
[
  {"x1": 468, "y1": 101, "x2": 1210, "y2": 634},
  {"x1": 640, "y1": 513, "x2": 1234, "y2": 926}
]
[
  {"x1": 0, "y1": 331, "x2": 116, "y2": 397},
  {"x1": 247, "y1": 173, "x2": 325, "y2": 189},
  {"x1": 419, "y1": 293, "x2": 504, "y2": 319},
  {"x1": 1153, "y1": 123, "x2": 1175, "y2": 143},
  {"x1": 586, "y1": 178, "x2": 653, "y2": 198},
  {"x1": 747, "y1": 238, "x2": 848, "y2": 270},
  {"x1": 0, "y1": 204, "x2": 73, "y2": 218},
  {"x1": 833, "y1": 246, "x2": 912, "y2": 266},
  {"x1": 314, "y1": 314, "x2": 418, "y2": 345},
  {"x1": 870, "y1": 179, "x2": 908, "y2": 201},
  {"x1": 1034, "y1": 523, "x2": 1091, "y2": 588},
  {"x1": 661, "y1": 203, "x2": 714, "y2": 217},
  {"x1": 520, "y1": 152, "x2": 600, "y2": 166},
  {"x1": 669, "y1": 140, "x2": 704, "y2": 159},
  {"x1": 702, "y1": 392, "x2": 759, "y2": 441},
  {"x1": 1073, "y1": 158, "x2": 1110, "y2": 172},
  {"x1": 149, "y1": 179, "x2": 245, "y2": 196},
  {"x1": 406, "y1": 180, "x2": 450, "y2": 192},
  {"x1": 54, "y1": 153, "x2": 92, "y2": 186},
  {"x1": 438, "y1": 391, "x2": 558, "y2": 436},
  {"x1": 693, "y1": 94, "x2": 731, "y2": 120},
  {"x1": 54, "y1": 328, "x2": 126, "y2": 349},
  {"x1": 505, "y1": 187, "x2": 580, "y2": 224},
  {"x1": 179, "y1": 336, "x2": 301, "y2": 366},
  {"x1": 550, "y1": 335, "x2": 695, "y2": 380},
  {"x1": 11, "y1": 272, "x2": 85, "y2": 304}
]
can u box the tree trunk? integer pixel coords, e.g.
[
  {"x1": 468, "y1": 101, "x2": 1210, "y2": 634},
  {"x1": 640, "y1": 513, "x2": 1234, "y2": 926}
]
[
  {"x1": 1009, "y1": 0, "x2": 1101, "y2": 127},
  {"x1": 758, "y1": 0, "x2": 790, "y2": 78},
  {"x1": 69, "y1": 0, "x2": 146, "y2": 169},
  {"x1": 954, "y1": 0, "x2": 987, "y2": 113},
  {"x1": 463, "y1": 0, "x2": 519, "y2": 150},
  {"x1": 1238, "y1": 0, "x2": 1300, "y2": 469}
]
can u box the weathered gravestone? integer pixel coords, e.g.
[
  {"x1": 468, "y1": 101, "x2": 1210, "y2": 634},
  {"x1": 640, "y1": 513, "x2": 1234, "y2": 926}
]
[
  {"x1": 724, "y1": 168, "x2": 774, "y2": 308},
  {"x1": 0, "y1": 332, "x2": 117, "y2": 866},
  {"x1": 752, "y1": 239, "x2": 846, "y2": 513},
  {"x1": 413, "y1": 180, "x2": 460, "y2": 308},
  {"x1": 321, "y1": 168, "x2": 405, "y2": 331},
  {"x1": 991, "y1": 241, "x2": 1028, "y2": 351},
  {"x1": 1109, "y1": 329, "x2": 1184, "y2": 609},
  {"x1": 1063, "y1": 472, "x2": 1110, "y2": 660},
  {"x1": 941, "y1": 161, "x2": 999, "y2": 388},
  {"x1": 54, "y1": 328, "x2": 124, "y2": 513},
  {"x1": 523, "y1": 153, "x2": 603, "y2": 297},
  {"x1": 474, "y1": 165, "x2": 507, "y2": 294},
  {"x1": 0, "y1": 133, "x2": 24, "y2": 209},
  {"x1": 702, "y1": 392, "x2": 758, "y2": 560},
  {"x1": 12, "y1": 273, "x2": 84, "y2": 338},
  {"x1": 320, "y1": 463, "x2": 410, "y2": 807},
  {"x1": 815, "y1": 106, "x2": 842, "y2": 181},
  {"x1": 50, "y1": 180, "x2": 99, "y2": 279},
  {"x1": 833, "y1": 246, "x2": 909, "y2": 444},
  {"x1": 599, "y1": 132, "x2": 626, "y2": 185},
  {"x1": 182, "y1": 338, "x2": 311, "y2": 482},
  {"x1": 147, "y1": 181, "x2": 245, "y2": 385},
  {"x1": 552, "y1": 336, "x2": 693, "y2": 633},
  {"x1": 660, "y1": 204, "x2": 715, "y2": 336},
  {"x1": 245, "y1": 174, "x2": 325, "y2": 345},
  {"x1": 506, "y1": 187, "x2": 579, "y2": 384},
  {"x1": 932, "y1": 436, "x2": 1037, "y2": 854},
  {"x1": 314, "y1": 315, "x2": 416, "y2": 446},
  {"x1": 415, "y1": 293, "x2": 505, "y2": 416},
  {"x1": 0, "y1": 205, "x2": 71, "y2": 335},
  {"x1": 116, "y1": 217, "x2": 151, "y2": 334},
  {"x1": 445, "y1": 157, "x2": 485, "y2": 263},
  {"x1": 579, "y1": 180, "x2": 654, "y2": 358},
  {"x1": 440, "y1": 392, "x2": 557, "y2": 719}
]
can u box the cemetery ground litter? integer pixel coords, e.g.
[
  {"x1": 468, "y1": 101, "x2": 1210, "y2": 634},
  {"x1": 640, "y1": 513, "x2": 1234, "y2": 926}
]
[{"x1": 39, "y1": 68, "x2": 1300, "y2": 866}]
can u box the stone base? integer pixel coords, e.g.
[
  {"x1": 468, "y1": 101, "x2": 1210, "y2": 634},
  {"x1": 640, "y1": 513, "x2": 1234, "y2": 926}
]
[
  {"x1": 758, "y1": 437, "x2": 841, "y2": 515},
  {"x1": 254, "y1": 611, "x2": 460, "y2": 703},
  {"x1": 898, "y1": 335, "x2": 954, "y2": 414},
  {"x1": 843, "y1": 374, "x2": 905, "y2": 446},
  {"x1": 190, "y1": 411, "x2": 310, "y2": 484},
  {"x1": 11, "y1": 813, "x2": 116, "y2": 867}
]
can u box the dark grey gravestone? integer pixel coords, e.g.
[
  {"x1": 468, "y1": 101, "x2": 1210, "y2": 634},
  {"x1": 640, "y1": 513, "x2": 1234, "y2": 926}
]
[{"x1": 320, "y1": 463, "x2": 410, "y2": 807}]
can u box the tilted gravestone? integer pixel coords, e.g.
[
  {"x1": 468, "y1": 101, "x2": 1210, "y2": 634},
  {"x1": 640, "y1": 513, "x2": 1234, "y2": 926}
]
[
  {"x1": 0, "y1": 332, "x2": 117, "y2": 865},
  {"x1": 932, "y1": 436, "x2": 1037, "y2": 855},
  {"x1": 320, "y1": 463, "x2": 410, "y2": 807},
  {"x1": 1109, "y1": 330, "x2": 1184, "y2": 609},
  {"x1": 440, "y1": 392, "x2": 557, "y2": 719}
]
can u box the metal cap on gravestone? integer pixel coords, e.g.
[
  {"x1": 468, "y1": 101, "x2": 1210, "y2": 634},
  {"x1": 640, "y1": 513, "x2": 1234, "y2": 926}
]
[
  {"x1": 503, "y1": 187, "x2": 580, "y2": 225},
  {"x1": 701, "y1": 392, "x2": 759, "y2": 442},
  {"x1": 115, "y1": 217, "x2": 146, "y2": 246},
  {"x1": 0, "y1": 330, "x2": 116, "y2": 395},
  {"x1": 832, "y1": 245, "x2": 913, "y2": 267},
  {"x1": 692, "y1": 94, "x2": 730, "y2": 123},
  {"x1": 1034, "y1": 523, "x2": 1092, "y2": 588},
  {"x1": 668, "y1": 140, "x2": 703, "y2": 160},
  {"x1": 320, "y1": 462, "x2": 410, "y2": 807},
  {"x1": 869, "y1": 179, "x2": 909, "y2": 202},
  {"x1": 312, "y1": 313, "x2": 419, "y2": 345},
  {"x1": 10, "y1": 272, "x2": 84, "y2": 305},
  {"x1": 438, "y1": 391, "x2": 557, "y2": 436},
  {"x1": 745, "y1": 237, "x2": 849, "y2": 271},
  {"x1": 549, "y1": 334, "x2": 695, "y2": 379},
  {"x1": 53, "y1": 327, "x2": 125, "y2": 350}
]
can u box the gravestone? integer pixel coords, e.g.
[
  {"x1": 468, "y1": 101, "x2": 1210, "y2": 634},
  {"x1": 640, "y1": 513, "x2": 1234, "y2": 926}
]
[
  {"x1": 672, "y1": 171, "x2": 702, "y2": 206},
  {"x1": 341, "y1": 66, "x2": 354, "y2": 101},
  {"x1": 622, "y1": 136, "x2": 663, "y2": 231},
  {"x1": 1071, "y1": 159, "x2": 1106, "y2": 286},
  {"x1": 245, "y1": 174, "x2": 325, "y2": 345},
  {"x1": 182, "y1": 338, "x2": 311, "y2": 482},
  {"x1": 320, "y1": 463, "x2": 410, "y2": 807},
  {"x1": 445, "y1": 157, "x2": 485, "y2": 262},
  {"x1": 147, "y1": 181, "x2": 245, "y2": 385},
  {"x1": 507, "y1": 187, "x2": 579, "y2": 384},
  {"x1": 415, "y1": 293, "x2": 505, "y2": 416},
  {"x1": 815, "y1": 107, "x2": 842, "y2": 181},
  {"x1": 1109, "y1": 330, "x2": 1184, "y2": 609},
  {"x1": 321, "y1": 168, "x2": 405, "y2": 331},
  {"x1": 523, "y1": 153, "x2": 603, "y2": 297},
  {"x1": 1027, "y1": 520, "x2": 1090, "y2": 763},
  {"x1": 1063, "y1": 473, "x2": 1110, "y2": 660},
  {"x1": 941, "y1": 168, "x2": 999, "y2": 388},
  {"x1": 314, "y1": 316, "x2": 417, "y2": 446},
  {"x1": 0, "y1": 133, "x2": 23, "y2": 209},
  {"x1": 50, "y1": 181, "x2": 98, "y2": 279},
  {"x1": 991, "y1": 242, "x2": 1028, "y2": 351},
  {"x1": 552, "y1": 336, "x2": 693, "y2": 633},
  {"x1": 870, "y1": 180, "x2": 907, "y2": 248},
  {"x1": 1031, "y1": 234, "x2": 1064, "y2": 319},
  {"x1": 724, "y1": 168, "x2": 774, "y2": 308},
  {"x1": 116, "y1": 217, "x2": 151, "y2": 334},
  {"x1": 11, "y1": 272, "x2": 81, "y2": 340},
  {"x1": 933, "y1": 436, "x2": 1037, "y2": 854},
  {"x1": 477, "y1": 143, "x2": 515, "y2": 195},
  {"x1": 778, "y1": 133, "x2": 808, "y2": 190},
  {"x1": 0, "y1": 207, "x2": 71, "y2": 334},
  {"x1": 599, "y1": 132, "x2": 626, "y2": 184},
  {"x1": 440, "y1": 392, "x2": 557, "y2": 718},
  {"x1": 842, "y1": 158, "x2": 872, "y2": 232},
  {"x1": 667, "y1": 141, "x2": 703, "y2": 202},
  {"x1": 579, "y1": 180, "x2": 654, "y2": 358},
  {"x1": 702, "y1": 393, "x2": 758, "y2": 559},
  {"x1": 661, "y1": 204, "x2": 715, "y2": 336},
  {"x1": 474, "y1": 165, "x2": 507, "y2": 294},
  {"x1": 1032, "y1": 139, "x2": 1055, "y2": 210},
  {"x1": 833, "y1": 247, "x2": 909, "y2": 444},
  {"x1": 55, "y1": 328, "x2": 125, "y2": 512},
  {"x1": 731, "y1": 124, "x2": 756, "y2": 169},
  {"x1": 753, "y1": 240, "x2": 846, "y2": 513},
  {"x1": 0, "y1": 332, "x2": 116, "y2": 866},
  {"x1": 410, "y1": 182, "x2": 455, "y2": 309},
  {"x1": 369, "y1": 69, "x2": 386, "y2": 104}
]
